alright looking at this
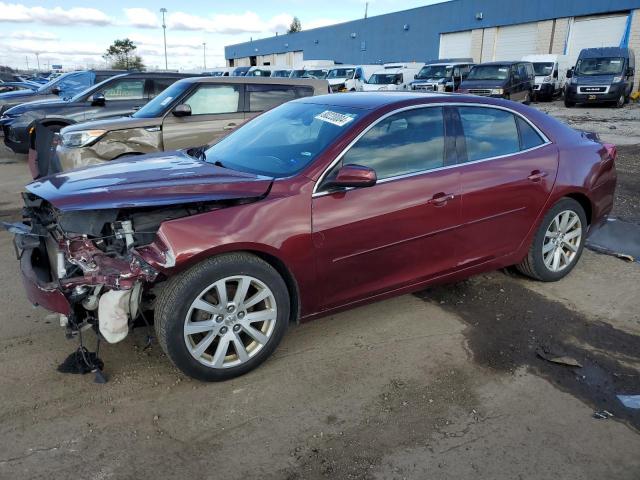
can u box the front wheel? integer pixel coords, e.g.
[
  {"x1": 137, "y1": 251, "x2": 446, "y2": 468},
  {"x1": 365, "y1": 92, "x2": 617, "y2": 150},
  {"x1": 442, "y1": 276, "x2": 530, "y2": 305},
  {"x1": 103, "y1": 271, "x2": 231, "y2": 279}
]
[
  {"x1": 615, "y1": 94, "x2": 626, "y2": 108},
  {"x1": 523, "y1": 90, "x2": 531, "y2": 105},
  {"x1": 564, "y1": 98, "x2": 575, "y2": 108},
  {"x1": 155, "y1": 253, "x2": 290, "y2": 381},
  {"x1": 516, "y1": 198, "x2": 587, "y2": 282}
]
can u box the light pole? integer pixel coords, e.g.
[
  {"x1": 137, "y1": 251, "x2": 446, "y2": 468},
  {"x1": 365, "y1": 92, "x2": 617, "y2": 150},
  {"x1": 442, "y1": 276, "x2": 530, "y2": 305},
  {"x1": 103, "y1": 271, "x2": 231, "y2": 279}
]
[
  {"x1": 202, "y1": 42, "x2": 207, "y2": 70},
  {"x1": 35, "y1": 52, "x2": 40, "y2": 71},
  {"x1": 160, "y1": 7, "x2": 168, "y2": 70}
]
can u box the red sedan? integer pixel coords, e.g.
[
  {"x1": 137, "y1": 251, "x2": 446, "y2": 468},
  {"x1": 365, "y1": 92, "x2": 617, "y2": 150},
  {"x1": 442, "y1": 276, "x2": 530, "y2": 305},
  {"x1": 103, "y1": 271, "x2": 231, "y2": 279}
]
[{"x1": 11, "y1": 93, "x2": 617, "y2": 381}]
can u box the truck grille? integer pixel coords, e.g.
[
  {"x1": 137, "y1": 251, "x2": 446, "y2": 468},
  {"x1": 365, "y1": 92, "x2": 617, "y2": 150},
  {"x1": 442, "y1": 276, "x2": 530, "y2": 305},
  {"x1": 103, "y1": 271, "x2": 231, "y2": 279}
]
[
  {"x1": 414, "y1": 84, "x2": 436, "y2": 92},
  {"x1": 578, "y1": 86, "x2": 608, "y2": 94},
  {"x1": 468, "y1": 89, "x2": 492, "y2": 96}
]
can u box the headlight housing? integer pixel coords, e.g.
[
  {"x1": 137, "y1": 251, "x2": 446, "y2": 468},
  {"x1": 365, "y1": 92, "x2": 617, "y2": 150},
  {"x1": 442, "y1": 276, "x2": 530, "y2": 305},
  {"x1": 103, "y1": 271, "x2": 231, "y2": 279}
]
[
  {"x1": 613, "y1": 76, "x2": 623, "y2": 83},
  {"x1": 542, "y1": 76, "x2": 552, "y2": 83},
  {"x1": 60, "y1": 129, "x2": 106, "y2": 148},
  {"x1": 490, "y1": 88, "x2": 504, "y2": 95}
]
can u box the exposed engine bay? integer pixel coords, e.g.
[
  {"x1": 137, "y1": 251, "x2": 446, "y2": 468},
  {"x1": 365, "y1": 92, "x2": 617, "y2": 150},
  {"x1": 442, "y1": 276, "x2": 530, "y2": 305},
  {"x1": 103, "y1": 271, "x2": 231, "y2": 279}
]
[{"x1": 9, "y1": 192, "x2": 258, "y2": 346}]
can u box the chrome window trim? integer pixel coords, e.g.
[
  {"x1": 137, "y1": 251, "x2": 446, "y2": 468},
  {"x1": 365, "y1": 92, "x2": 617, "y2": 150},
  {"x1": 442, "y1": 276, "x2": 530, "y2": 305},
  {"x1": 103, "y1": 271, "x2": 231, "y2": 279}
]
[{"x1": 312, "y1": 102, "x2": 552, "y2": 198}]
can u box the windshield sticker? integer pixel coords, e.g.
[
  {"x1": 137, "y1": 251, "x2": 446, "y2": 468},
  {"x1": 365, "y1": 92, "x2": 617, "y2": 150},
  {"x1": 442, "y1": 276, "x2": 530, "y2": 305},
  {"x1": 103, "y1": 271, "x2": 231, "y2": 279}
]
[
  {"x1": 160, "y1": 96, "x2": 174, "y2": 106},
  {"x1": 498, "y1": 68, "x2": 508, "y2": 72},
  {"x1": 610, "y1": 60, "x2": 621, "y2": 63},
  {"x1": 315, "y1": 110, "x2": 355, "y2": 127}
]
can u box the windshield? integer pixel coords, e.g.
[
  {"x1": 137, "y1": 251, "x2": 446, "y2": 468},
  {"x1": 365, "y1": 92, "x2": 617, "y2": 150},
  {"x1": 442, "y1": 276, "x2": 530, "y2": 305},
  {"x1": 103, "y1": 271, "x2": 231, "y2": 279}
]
[
  {"x1": 532, "y1": 62, "x2": 554, "y2": 76},
  {"x1": 304, "y1": 69, "x2": 328, "y2": 79},
  {"x1": 576, "y1": 57, "x2": 624, "y2": 76},
  {"x1": 69, "y1": 75, "x2": 123, "y2": 102},
  {"x1": 272, "y1": 70, "x2": 291, "y2": 77},
  {"x1": 36, "y1": 71, "x2": 74, "y2": 93},
  {"x1": 466, "y1": 65, "x2": 509, "y2": 81},
  {"x1": 327, "y1": 68, "x2": 355, "y2": 79},
  {"x1": 246, "y1": 69, "x2": 271, "y2": 77},
  {"x1": 367, "y1": 73, "x2": 402, "y2": 85},
  {"x1": 204, "y1": 102, "x2": 361, "y2": 178},
  {"x1": 416, "y1": 65, "x2": 453, "y2": 80},
  {"x1": 133, "y1": 81, "x2": 191, "y2": 118}
]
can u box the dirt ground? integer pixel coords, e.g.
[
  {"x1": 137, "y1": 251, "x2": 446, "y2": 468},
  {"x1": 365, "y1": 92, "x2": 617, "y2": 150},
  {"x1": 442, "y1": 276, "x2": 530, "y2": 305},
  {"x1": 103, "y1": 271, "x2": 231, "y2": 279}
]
[{"x1": 0, "y1": 101, "x2": 639, "y2": 480}]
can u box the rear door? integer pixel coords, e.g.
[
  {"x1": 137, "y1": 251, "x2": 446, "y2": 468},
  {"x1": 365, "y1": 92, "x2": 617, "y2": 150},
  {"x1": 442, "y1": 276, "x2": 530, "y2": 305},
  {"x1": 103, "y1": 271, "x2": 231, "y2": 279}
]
[
  {"x1": 312, "y1": 106, "x2": 462, "y2": 310},
  {"x1": 162, "y1": 83, "x2": 244, "y2": 150},
  {"x1": 453, "y1": 105, "x2": 558, "y2": 266}
]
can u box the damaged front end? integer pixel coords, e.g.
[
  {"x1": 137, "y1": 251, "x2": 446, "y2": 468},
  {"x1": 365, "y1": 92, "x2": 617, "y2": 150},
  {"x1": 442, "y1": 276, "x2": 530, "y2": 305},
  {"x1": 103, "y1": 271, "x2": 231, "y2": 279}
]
[{"x1": 6, "y1": 192, "x2": 240, "y2": 344}]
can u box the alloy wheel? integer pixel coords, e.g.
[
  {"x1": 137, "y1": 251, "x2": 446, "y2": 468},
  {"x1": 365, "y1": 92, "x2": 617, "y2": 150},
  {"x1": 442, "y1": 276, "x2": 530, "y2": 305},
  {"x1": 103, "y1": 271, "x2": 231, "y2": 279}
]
[
  {"x1": 183, "y1": 275, "x2": 278, "y2": 368},
  {"x1": 542, "y1": 210, "x2": 583, "y2": 273}
]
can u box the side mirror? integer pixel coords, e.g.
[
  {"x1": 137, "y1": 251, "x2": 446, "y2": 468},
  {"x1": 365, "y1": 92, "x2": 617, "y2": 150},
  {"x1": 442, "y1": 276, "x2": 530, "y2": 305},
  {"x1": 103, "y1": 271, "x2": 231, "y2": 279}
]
[
  {"x1": 553, "y1": 70, "x2": 559, "y2": 79},
  {"x1": 328, "y1": 164, "x2": 377, "y2": 189},
  {"x1": 566, "y1": 69, "x2": 573, "y2": 79},
  {"x1": 627, "y1": 67, "x2": 634, "y2": 77},
  {"x1": 172, "y1": 104, "x2": 192, "y2": 117},
  {"x1": 51, "y1": 86, "x2": 61, "y2": 95},
  {"x1": 413, "y1": 74, "x2": 417, "y2": 80},
  {"x1": 91, "y1": 92, "x2": 106, "y2": 106}
]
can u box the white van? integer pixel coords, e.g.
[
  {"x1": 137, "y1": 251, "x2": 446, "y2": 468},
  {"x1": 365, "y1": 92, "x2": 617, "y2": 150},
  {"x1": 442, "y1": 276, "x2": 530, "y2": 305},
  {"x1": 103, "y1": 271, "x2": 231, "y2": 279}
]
[
  {"x1": 361, "y1": 64, "x2": 424, "y2": 91},
  {"x1": 326, "y1": 65, "x2": 380, "y2": 92},
  {"x1": 521, "y1": 54, "x2": 570, "y2": 100},
  {"x1": 290, "y1": 60, "x2": 335, "y2": 79}
]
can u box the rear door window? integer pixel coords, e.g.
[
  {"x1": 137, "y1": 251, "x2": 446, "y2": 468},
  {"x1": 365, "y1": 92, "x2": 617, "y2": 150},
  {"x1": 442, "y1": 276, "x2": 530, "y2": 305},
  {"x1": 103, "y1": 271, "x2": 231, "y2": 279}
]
[
  {"x1": 246, "y1": 84, "x2": 312, "y2": 112},
  {"x1": 516, "y1": 117, "x2": 545, "y2": 150},
  {"x1": 183, "y1": 84, "x2": 241, "y2": 115},
  {"x1": 458, "y1": 107, "x2": 520, "y2": 161},
  {"x1": 151, "y1": 77, "x2": 180, "y2": 98},
  {"x1": 101, "y1": 79, "x2": 145, "y2": 100}
]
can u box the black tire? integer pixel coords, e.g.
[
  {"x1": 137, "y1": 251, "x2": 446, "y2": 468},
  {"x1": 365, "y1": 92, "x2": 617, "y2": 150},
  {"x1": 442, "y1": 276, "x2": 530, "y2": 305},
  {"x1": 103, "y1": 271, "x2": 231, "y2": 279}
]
[
  {"x1": 523, "y1": 90, "x2": 531, "y2": 105},
  {"x1": 615, "y1": 94, "x2": 625, "y2": 108},
  {"x1": 564, "y1": 98, "x2": 575, "y2": 108},
  {"x1": 516, "y1": 198, "x2": 587, "y2": 282},
  {"x1": 155, "y1": 253, "x2": 290, "y2": 381}
]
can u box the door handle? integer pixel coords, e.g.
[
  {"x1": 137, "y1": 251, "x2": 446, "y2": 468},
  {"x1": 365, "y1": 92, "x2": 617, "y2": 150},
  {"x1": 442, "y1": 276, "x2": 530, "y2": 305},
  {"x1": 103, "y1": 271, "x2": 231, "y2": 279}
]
[
  {"x1": 527, "y1": 170, "x2": 548, "y2": 182},
  {"x1": 427, "y1": 192, "x2": 455, "y2": 207},
  {"x1": 223, "y1": 123, "x2": 237, "y2": 131}
]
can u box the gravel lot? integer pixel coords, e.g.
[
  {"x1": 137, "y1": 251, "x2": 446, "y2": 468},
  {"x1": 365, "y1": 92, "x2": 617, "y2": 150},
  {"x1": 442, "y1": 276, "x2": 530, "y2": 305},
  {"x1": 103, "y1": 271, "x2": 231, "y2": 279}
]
[{"x1": 0, "y1": 101, "x2": 639, "y2": 480}]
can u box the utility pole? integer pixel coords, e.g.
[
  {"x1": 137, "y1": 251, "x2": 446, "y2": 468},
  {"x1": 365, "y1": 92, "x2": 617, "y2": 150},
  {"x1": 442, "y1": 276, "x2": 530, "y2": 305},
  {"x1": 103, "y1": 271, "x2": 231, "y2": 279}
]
[
  {"x1": 364, "y1": 2, "x2": 368, "y2": 19},
  {"x1": 160, "y1": 7, "x2": 168, "y2": 70},
  {"x1": 203, "y1": 42, "x2": 207, "y2": 70},
  {"x1": 25, "y1": 56, "x2": 29, "y2": 70}
]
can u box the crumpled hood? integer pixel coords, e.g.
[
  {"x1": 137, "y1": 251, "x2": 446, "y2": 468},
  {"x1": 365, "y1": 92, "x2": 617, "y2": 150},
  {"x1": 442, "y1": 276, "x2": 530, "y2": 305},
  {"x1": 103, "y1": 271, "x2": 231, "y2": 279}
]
[{"x1": 26, "y1": 151, "x2": 274, "y2": 212}]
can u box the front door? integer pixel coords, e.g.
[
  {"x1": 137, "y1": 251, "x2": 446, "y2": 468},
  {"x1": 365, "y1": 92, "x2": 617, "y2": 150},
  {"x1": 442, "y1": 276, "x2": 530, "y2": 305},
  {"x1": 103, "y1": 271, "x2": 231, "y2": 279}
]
[
  {"x1": 453, "y1": 105, "x2": 558, "y2": 267},
  {"x1": 162, "y1": 83, "x2": 245, "y2": 150},
  {"x1": 312, "y1": 106, "x2": 462, "y2": 310}
]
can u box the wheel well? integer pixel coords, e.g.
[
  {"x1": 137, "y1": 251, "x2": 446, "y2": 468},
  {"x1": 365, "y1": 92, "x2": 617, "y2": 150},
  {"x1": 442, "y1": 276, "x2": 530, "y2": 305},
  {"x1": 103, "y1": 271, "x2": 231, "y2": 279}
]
[
  {"x1": 30, "y1": 120, "x2": 70, "y2": 149},
  {"x1": 564, "y1": 193, "x2": 592, "y2": 225},
  {"x1": 246, "y1": 250, "x2": 301, "y2": 324}
]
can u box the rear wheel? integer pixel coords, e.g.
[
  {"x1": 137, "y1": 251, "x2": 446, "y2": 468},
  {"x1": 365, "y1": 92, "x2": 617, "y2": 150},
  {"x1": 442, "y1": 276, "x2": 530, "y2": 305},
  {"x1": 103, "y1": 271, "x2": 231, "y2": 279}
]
[
  {"x1": 516, "y1": 198, "x2": 587, "y2": 282},
  {"x1": 155, "y1": 253, "x2": 290, "y2": 381}
]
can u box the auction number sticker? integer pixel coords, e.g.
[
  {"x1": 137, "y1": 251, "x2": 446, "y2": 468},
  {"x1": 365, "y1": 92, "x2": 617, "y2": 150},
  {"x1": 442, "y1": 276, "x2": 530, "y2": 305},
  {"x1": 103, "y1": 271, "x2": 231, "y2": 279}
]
[{"x1": 315, "y1": 110, "x2": 355, "y2": 127}]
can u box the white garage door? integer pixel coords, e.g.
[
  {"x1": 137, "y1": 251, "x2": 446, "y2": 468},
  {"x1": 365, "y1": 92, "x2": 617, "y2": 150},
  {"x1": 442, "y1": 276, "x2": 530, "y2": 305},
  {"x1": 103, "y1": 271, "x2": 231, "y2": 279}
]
[
  {"x1": 566, "y1": 14, "x2": 629, "y2": 65},
  {"x1": 494, "y1": 22, "x2": 538, "y2": 60},
  {"x1": 439, "y1": 31, "x2": 472, "y2": 59}
]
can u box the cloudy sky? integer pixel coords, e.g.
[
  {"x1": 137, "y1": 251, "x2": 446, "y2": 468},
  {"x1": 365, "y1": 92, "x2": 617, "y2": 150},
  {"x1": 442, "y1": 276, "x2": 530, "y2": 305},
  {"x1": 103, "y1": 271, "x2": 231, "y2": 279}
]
[{"x1": 0, "y1": 0, "x2": 444, "y2": 72}]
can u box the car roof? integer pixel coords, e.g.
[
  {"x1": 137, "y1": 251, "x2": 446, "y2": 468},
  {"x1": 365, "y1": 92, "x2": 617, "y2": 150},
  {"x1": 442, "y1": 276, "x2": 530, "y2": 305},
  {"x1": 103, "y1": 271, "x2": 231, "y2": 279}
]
[{"x1": 294, "y1": 92, "x2": 449, "y2": 110}]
